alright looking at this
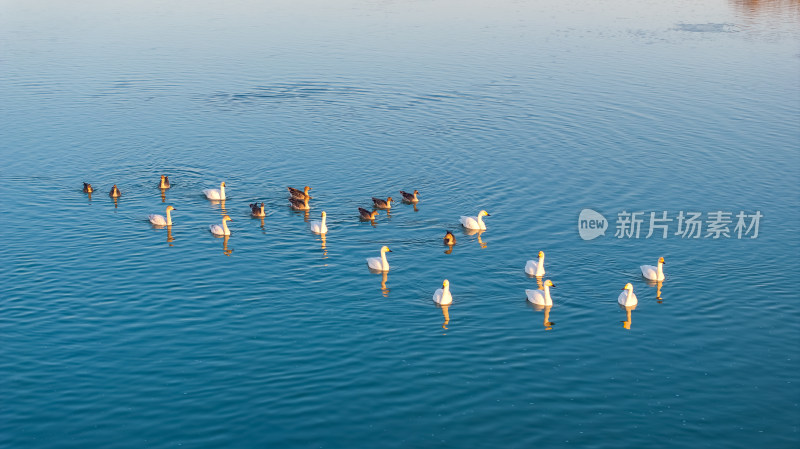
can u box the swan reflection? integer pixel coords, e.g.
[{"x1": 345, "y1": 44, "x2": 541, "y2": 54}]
[
  {"x1": 644, "y1": 279, "x2": 664, "y2": 303},
  {"x1": 366, "y1": 267, "x2": 390, "y2": 297},
  {"x1": 150, "y1": 222, "x2": 175, "y2": 246},
  {"x1": 463, "y1": 228, "x2": 487, "y2": 248},
  {"x1": 439, "y1": 304, "x2": 450, "y2": 329},
  {"x1": 529, "y1": 301, "x2": 555, "y2": 330},
  {"x1": 621, "y1": 304, "x2": 636, "y2": 329},
  {"x1": 221, "y1": 234, "x2": 233, "y2": 256},
  {"x1": 380, "y1": 270, "x2": 388, "y2": 297},
  {"x1": 209, "y1": 199, "x2": 227, "y2": 213}
]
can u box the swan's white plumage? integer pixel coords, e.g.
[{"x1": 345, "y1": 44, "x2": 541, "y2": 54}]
[
  {"x1": 210, "y1": 215, "x2": 232, "y2": 236},
  {"x1": 203, "y1": 182, "x2": 226, "y2": 200},
  {"x1": 366, "y1": 246, "x2": 391, "y2": 271},
  {"x1": 526, "y1": 279, "x2": 555, "y2": 306},
  {"x1": 433, "y1": 280, "x2": 452, "y2": 305},
  {"x1": 618, "y1": 283, "x2": 638, "y2": 306},
  {"x1": 640, "y1": 257, "x2": 665, "y2": 281},
  {"x1": 525, "y1": 251, "x2": 546, "y2": 276},
  {"x1": 310, "y1": 211, "x2": 328, "y2": 234},
  {"x1": 149, "y1": 206, "x2": 175, "y2": 226},
  {"x1": 460, "y1": 210, "x2": 490, "y2": 230}
]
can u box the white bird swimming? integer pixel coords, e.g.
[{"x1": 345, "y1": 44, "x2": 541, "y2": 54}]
[
  {"x1": 310, "y1": 211, "x2": 328, "y2": 234},
  {"x1": 525, "y1": 251, "x2": 546, "y2": 276},
  {"x1": 640, "y1": 257, "x2": 665, "y2": 281},
  {"x1": 526, "y1": 279, "x2": 555, "y2": 306},
  {"x1": 149, "y1": 205, "x2": 176, "y2": 226},
  {"x1": 209, "y1": 215, "x2": 233, "y2": 236},
  {"x1": 366, "y1": 245, "x2": 392, "y2": 271},
  {"x1": 203, "y1": 181, "x2": 226, "y2": 200},
  {"x1": 460, "y1": 210, "x2": 490, "y2": 230},
  {"x1": 433, "y1": 279, "x2": 452, "y2": 305},
  {"x1": 618, "y1": 283, "x2": 638, "y2": 306}
]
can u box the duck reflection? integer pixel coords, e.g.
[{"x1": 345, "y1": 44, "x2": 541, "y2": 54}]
[
  {"x1": 112, "y1": 195, "x2": 119, "y2": 209},
  {"x1": 160, "y1": 188, "x2": 167, "y2": 203},
  {"x1": 358, "y1": 208, "x2": 379, "y2": 227},
  {"x1": 443, "y1": 231, "x2": 456, "y2": 254},
  {"x1": 645, "y1": 279, "x2": 664, "y2": 303},
  {"x1": 463, "y1": 228, "x2": 487, "y2": 248}
]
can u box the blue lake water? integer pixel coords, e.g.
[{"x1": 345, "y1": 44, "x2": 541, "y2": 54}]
[{"x1": 1, "y1": 0, "x2": 799, "y2": 447}]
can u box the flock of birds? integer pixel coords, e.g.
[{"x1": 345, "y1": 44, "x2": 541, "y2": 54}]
[{"x1": 82, "y1": 177, "x2": 667, "y2": 327}]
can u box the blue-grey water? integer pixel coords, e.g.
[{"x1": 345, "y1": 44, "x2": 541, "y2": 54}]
[{"x1": 1, "y1": 1, "x2": 799, "y2": 447}]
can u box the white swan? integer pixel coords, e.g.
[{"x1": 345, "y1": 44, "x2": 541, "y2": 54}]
[
  {"x1": 618, "y1": 283, "x2": 638, "y2": 306},
  {"x1": 525, "y1": 251, "x2": 546, "y2": 276},
  {"x1": 433, "y1": 279, "x2": 452, "y2": 305},
  {"x1": 310, "y1": 211, "x2": 328, "y2": 234},
  {"x1": 210, "y1": 215, "x2": 233, "y2": 236},
  {"x1": 149, "y1": 205, "x2": 176, "y2": 226},
  {"x1": 203, "y1": 181, "x2": 226, "y2": 200},
  {"x1": 640, "y1": 257, "x2": 665, "y2": 281},
  {"x1": 526, "y1": 279, "x2": 555, "y2": 306},
  {"x1": 366, "y1": 245, "x2": 392, "y2": 271},
  {"x1": 460, "y1": 210, "x2": 490, "y2": 230}
]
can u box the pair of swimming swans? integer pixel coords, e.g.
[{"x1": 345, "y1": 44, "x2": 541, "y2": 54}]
[
  {"x1": 524, "y1": 280, "x2": 636, "y2": 307},
  {"x1": 365, "y1": 249, "x2": 451, "y2": 305}
]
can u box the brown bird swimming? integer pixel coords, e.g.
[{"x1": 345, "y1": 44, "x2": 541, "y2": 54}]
[
  {"x1": 359, "y1": 207, "x2": 379, "y2": 220},
  {"x1": 289, "y1": 196, "x2": 310, "y2": 210},
  {"x1": 400, "y1": 190, "x2": 419, "y2": 203},
  {"x1": 83, "y1": 182, "x2": 94, "y2": 193},
  {"x1": 109, "y1": 184, "x2": 121, "y2": 197},
  {"x1": 443, "y1": 230, "x2": 456, "y2": 246},
  {"x1": 288, "y1": 186, "x2": 312, "y2": 200},
  {"x1": 250, "y1": 202, "x2": 266, "y2": 217},
  {"x1": 372, "y1": 197, "x2": 392, "y2": 209},
  {"x1": 159, "y1": 175, "x2": 170, "y2": 189}
]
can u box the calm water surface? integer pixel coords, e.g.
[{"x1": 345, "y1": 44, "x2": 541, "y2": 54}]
[{"x1": 1, "y1": 0, "x2": 799, "y2": 447}]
